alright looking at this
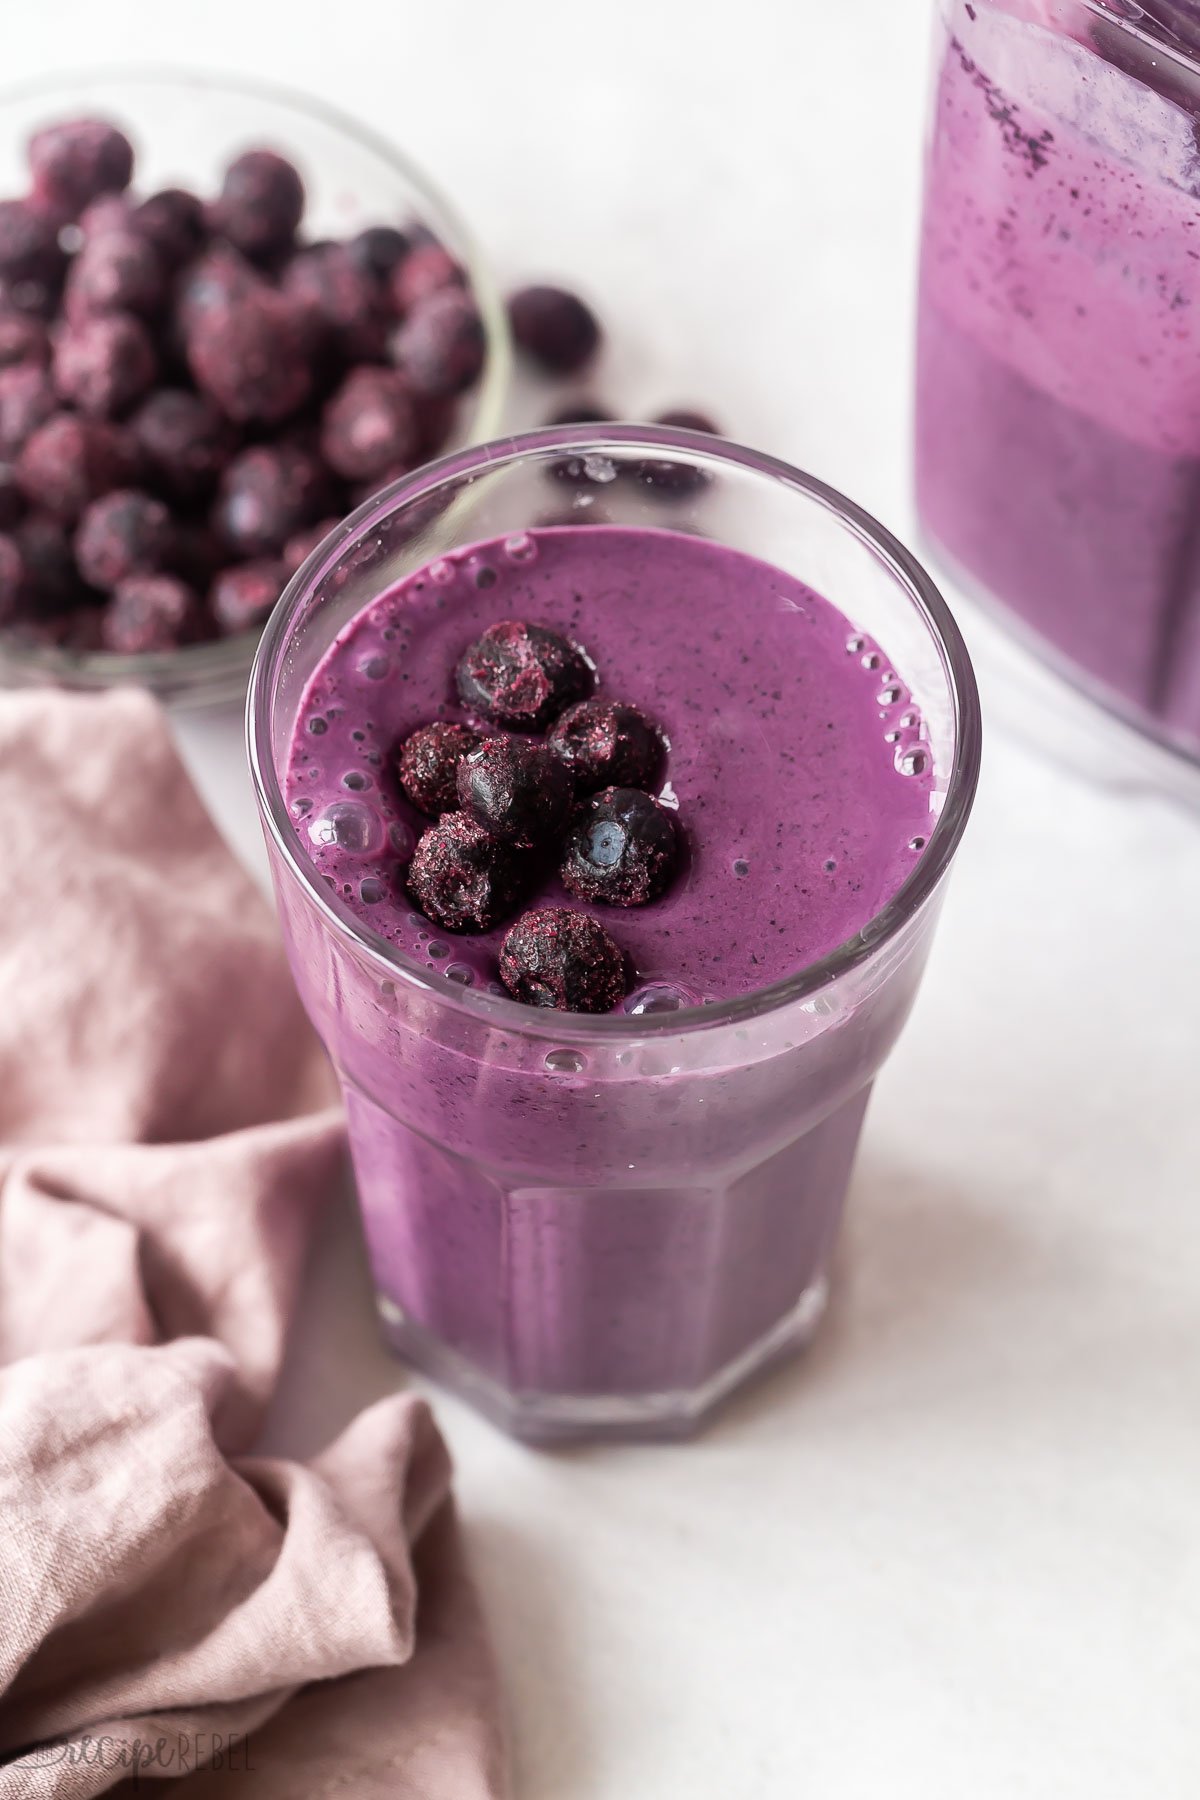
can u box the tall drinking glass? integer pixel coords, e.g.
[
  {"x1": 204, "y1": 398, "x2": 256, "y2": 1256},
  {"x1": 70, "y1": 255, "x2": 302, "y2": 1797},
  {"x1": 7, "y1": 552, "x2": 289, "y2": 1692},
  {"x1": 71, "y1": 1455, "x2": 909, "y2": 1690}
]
[{"x1": 248, "y1": 426, "x2": 981, "y2": 1441}]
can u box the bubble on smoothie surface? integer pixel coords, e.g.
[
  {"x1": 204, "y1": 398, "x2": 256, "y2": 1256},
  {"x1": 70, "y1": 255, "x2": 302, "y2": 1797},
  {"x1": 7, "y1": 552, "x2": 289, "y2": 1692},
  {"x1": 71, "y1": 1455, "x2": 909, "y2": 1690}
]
[{"x1": 308, "y1": 799, "x2": 385, "y2": 856}]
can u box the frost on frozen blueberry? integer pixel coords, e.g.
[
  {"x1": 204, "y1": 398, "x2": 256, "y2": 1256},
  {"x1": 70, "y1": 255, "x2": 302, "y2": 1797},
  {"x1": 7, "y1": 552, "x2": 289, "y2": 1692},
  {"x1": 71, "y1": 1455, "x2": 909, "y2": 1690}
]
[
  {"x1": 390, "y1": 288, "x2": 485, "y2": 398},
  {"x1": 561, "y1": 785, "x2": 680, "y2": 907},
  {"x1": 499, "y1": 906, "x2": 626, "y2": 1013},
  {"x1": 455, "y1": 618, "x2": 593, "y2": 730},
  {"x1": 455, "y1": 735, "x2": 574, "y2": 847},
  {"x1": 396, "y1": 720, "x2": 484, "y2": 816},
  {"x1": 74, "y1": 488, "x2": 173, "y2": 590},
  {"x1": 102, "y1": 573, "x2": 206, "y2": 653},
  {"x1": 209, "y1": 558, "x2": 286, "y2": 635},
  {"x1": 549, "y1": 698, "x2": 662, "y2": 792},
  {"x1": 282, "y1": 242, "x2": 390, "y2": 362},
  {"x1": 64, "y1": 230, "x2": 166, "y2": 322},
  {"x1": 16, "y1": 413, "x2": 136, "y2": 522},
  {"x1": 54, "y1": 313, "x2": 157, "y2": 419},
  {"x1": 213, "y1": 443, "x2": 333, "y2": 559},
  {"x1": 407, "y1": 809, "x2": 528, "y2": 933},
  {"x1": 0, "y1": 363, "x2": 56, "y2": 456},
  {"x1": 320, "y1": 365, "x2": 419, "y2": 482},
  {"x1": 186, "y1": 290, "x2": 312, "y2": 425}
]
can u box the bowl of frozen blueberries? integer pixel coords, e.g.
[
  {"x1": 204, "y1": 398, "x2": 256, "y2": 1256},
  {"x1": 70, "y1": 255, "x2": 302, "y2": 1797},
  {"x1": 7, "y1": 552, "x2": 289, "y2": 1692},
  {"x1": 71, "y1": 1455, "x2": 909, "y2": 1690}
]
[{"x1": 0, "y1": 70, "x2": 510, "y2": 705}]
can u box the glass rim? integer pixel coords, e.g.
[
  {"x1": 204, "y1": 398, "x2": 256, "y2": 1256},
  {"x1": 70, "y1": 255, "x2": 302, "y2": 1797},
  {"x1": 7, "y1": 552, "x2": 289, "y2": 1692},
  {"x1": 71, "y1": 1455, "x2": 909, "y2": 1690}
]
[
  {"x1": 0, "y1": 63, "x2": 510, "y2": 697},
  {"x1": 248, "y1": 423, "x2": 983, "y2": 1041},
  {"x1": 1006, "y1": 0, "x2": 1200, "y2": 70}
]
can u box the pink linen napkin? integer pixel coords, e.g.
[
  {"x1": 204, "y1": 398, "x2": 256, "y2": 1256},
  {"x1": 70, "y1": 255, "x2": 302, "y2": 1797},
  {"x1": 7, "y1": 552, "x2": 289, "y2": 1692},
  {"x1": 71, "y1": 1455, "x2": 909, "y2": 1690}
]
[{"x1": 0, "y1": 689, "x2": 506, "y2": 1798}]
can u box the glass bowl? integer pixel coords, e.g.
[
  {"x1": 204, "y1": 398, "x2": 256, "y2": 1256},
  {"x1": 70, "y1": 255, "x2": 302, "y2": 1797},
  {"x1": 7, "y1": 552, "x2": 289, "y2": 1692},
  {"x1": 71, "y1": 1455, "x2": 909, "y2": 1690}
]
[{"x1": 0, "y1": 68, "x2": 510, "y2": 708}]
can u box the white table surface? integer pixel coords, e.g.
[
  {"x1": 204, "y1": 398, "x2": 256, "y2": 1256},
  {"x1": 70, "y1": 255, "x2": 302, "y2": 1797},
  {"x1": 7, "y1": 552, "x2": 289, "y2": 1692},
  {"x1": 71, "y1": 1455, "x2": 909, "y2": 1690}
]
[{"x1": 14, "y1": 2, "x2": 1200, "y2": 1792}]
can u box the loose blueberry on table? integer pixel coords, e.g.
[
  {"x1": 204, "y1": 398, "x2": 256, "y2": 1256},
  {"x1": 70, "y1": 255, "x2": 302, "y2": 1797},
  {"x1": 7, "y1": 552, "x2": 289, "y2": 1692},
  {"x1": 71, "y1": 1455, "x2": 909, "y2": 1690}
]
[{"x1": 0, "y1": 114, "x2": 487, "y2": 655}]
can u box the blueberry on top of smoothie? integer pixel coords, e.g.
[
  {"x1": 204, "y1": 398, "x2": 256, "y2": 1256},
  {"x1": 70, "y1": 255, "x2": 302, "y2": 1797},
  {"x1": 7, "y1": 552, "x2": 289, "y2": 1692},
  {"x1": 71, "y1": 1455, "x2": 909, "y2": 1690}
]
[
  {"x1": 549, "y1": 698, "x2": 662, "y2": 792},
  {"x1": 397, "y1": 720, "x2": 484, "y2": 816},
  {"x1": 456, "y1": 736, "x2": 575, "y2": 848},
  {"x1": 499, "y1": 906, "x2": 626, "y2": 1013},
  {"x1": 561, "y1": 786, "x2": 680, "y2": 907},
  {"x1": 455, "y1": 618, "x2": 593, "y2": 730},
  {"x1": 408, "y1": 809, "x2": 529, "y2": 933}
]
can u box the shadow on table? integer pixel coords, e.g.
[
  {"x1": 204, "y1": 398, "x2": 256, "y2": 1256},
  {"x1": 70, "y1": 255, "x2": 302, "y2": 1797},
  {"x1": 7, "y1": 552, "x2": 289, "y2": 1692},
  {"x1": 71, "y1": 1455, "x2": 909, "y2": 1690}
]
[
  {"x1": 686, "y1": 1152, "x2": 1042, "y2": 1444},
  {"x1": 467, "y1": 1513, "x2": 595, "y2": 1799}
]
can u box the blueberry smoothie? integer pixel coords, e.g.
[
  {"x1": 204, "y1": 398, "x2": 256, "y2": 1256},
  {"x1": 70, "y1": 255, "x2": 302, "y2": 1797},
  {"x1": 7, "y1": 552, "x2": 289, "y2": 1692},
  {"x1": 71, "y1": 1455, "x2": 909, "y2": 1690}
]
[
  {"x1": 271, "y1": 521, "x2": 944, "y2": 1433},
  {"x1": 916, "y1": 0, "x2": 1200, "y2": 756}
]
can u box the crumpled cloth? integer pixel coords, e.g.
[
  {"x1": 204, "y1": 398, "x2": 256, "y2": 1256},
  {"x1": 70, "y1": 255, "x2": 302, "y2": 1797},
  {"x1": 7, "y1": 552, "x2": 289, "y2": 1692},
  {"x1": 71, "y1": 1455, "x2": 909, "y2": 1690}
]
[{"x1": 0, "y1": 690, "x2": 506, "y2": 1799}]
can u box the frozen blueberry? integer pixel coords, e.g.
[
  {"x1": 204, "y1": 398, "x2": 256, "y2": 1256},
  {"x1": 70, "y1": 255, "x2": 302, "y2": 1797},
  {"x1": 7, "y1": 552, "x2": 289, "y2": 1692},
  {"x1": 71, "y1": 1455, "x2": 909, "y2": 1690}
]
[
  {"x1": 0, "y1": 531, "x2": 24, "y2": 621},
  {"x1": 282, "y1": 242, "x2": 389, "y2": 361},
  {"x1": 0, "y1": 276, "x2": 57, "y2": 322},
  {"x1": 54, "y1": 313, "x2": 157, "y2": 418},
  {"x1": 390, "y1": 241, "x2": 464, "y2": 315},
  {"x1": 78, "y1": 194, "x2": 134, "y2": 239},
  {"x1": 186, "y1": 290, "x2": 312, "y2": 424},
  {"x1": 508, "y1": 285, "x2": 601, "y2": 375},
  {"x1": 170, "y1": 522, "x2": 225, "y2": 592},
  {"x1": 74, "y1": 488, "x2": 173, "y2": 590},
  {"x1": 549, "y1": 699, "x2": 662, "y2": 792},
  {"x1": 390, "y1": 288, "x2": 485, "y2": 399},
  {"x1": 456, "y1": 736, "x2": 574, "y2": 848},
  {"x1": 455, "y1": 619, "x2": 593, "y2": 730},
  {"x1": 499, "y1": 907, "x2": 626, "y2": 1014},
  {"x1": 174, "y1": 245, "x2": 261, "y2": 337},
  {"x1": 282, "y1": 516, "x2": 340, "y2": 575},
  {"x1": 213, "y1": 443, "x2": 332, "y2": 558},
  {"x1": 64, "y1": 230, "x2": 166, "y2": 321},
  {"x1": 634, "y1": 409, "x2": 722, "y2": 496},
  {"x1": 347, "y1": 225, "x2": 409, "y2": 282},
  {"x1": 102, "y1": 573, "x2": 206, "y2": 654},
  {"x1": 15, "y1": 513, "x2": 82, "y2": 615},
  {"x1": 130, "y1": 387, "x2": 234, "y2": 501},
  {"x1": 28, "y1": 118, "x2": 133, "y2": 215},
  {"x1": 0, "y1": 464, "x2": 24, "y2": 530},
  {"x1": 0, "y1": 310, "x2": 50, "y2": 369},
  {"x1": 407, "y1": 809, "x2": 527, "y2": 933},
  {"x1": 415, "y1": 391, "x2": 457, "y2": 458},
  {"x1": 561, "y1": 786, "x2": 680, "y2": 907},
  {"x1": 397, "y1": 720, "x2": 485, "y2": 816},
  {"x1": 0, "y1": 362, "x2": 56, "y2": 456},
  {"x1": 133, "y1": 188, "x2": 207, "y2": 267},
  {"x1": 320, "y1": 365, "x2": 419, "y2": 482},
  {"x1": 209, "y1": 557, "x2": 286, "y2": 634},
  {"x1": 16, "y1": 414, "x2": 136, "y2": 522},
  {"x1": 210, "y1": 149, "x2": 305, "y2": 261},
  {"x1": 0, "y1": 201, "x2": 64, "y2": 291}
]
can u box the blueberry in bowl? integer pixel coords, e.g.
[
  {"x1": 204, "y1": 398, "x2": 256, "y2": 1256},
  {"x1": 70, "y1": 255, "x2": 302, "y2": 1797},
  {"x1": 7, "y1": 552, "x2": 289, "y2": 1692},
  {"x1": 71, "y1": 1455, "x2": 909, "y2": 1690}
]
[{"x1": 0, "y1": 70, "x2": 508, "y2": 707}]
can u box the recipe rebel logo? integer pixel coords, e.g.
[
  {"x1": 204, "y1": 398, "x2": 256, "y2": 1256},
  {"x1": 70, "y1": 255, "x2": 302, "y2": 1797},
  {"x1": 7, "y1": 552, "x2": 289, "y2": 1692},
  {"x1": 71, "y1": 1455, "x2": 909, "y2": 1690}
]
[{"x1": 21, "y1": 1729, "x2": 256, "y2": 1783}]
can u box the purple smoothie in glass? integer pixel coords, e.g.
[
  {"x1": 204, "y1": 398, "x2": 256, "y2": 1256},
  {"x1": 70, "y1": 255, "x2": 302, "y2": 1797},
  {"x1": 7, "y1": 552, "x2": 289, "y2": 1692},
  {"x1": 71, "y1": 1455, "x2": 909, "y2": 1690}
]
[
  {"x1": 916, "y1": 0, "x2": 1200, "y2": 758},
  {"x1": 280, "y1": 523, "x2": 933, "y2": 1413},
  {"x1": 285, "y1": 526, "x2": 934, "y2": 1000},
  {"x1": 250, "y1": 425, "x2": 980, "y2": 1440}
]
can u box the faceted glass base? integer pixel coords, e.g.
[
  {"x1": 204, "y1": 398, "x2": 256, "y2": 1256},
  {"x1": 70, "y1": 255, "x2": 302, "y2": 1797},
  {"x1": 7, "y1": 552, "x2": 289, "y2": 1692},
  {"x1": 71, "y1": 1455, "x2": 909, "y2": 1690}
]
[{"x1": 375, "y1": 1279, "x2": 829, "y2": 1444}]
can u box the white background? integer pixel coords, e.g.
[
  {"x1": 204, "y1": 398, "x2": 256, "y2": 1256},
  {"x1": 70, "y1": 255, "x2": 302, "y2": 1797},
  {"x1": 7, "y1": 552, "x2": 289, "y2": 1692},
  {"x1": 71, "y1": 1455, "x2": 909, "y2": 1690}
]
[{"x1": 12, "y1": 3, "x2": 1200, "y2": 1793}]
